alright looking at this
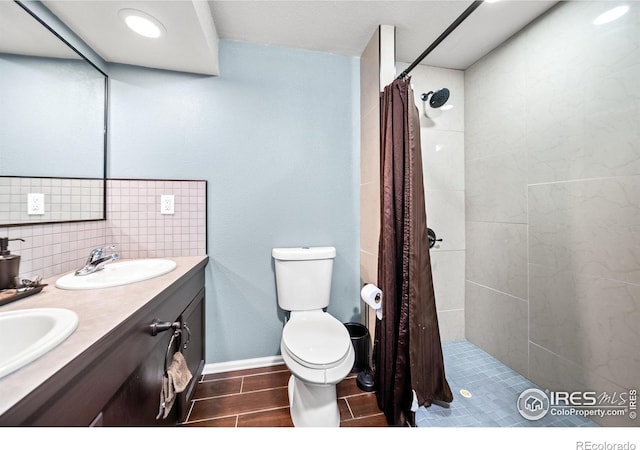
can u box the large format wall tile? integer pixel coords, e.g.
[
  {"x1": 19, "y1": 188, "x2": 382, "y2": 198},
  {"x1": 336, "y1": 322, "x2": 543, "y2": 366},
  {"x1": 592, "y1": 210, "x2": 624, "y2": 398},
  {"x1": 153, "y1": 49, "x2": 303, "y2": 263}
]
[
  {"x1": 524, "y1": 3, "x2": 640, "y2": 185},
  {"x1": 465, "y1": 37, "x2": 526, "y2": 162},
  {"x1": 425, "y1": 189, "x2": 465, "y2": 252},
  {"x1": 421, "y1": 130, "x2": 464, "y2": 192},
  {"x1": 526, "y1": 57, "x2": 640, "y2": 185},
  {"x1": 437, "y1": 309, "x2": 465, "y2": 342},
  {"x1": 529, "y1": 343, "x2": 637, "y2": 427},
  {"x1": 526, "y1": 70, "x2": 640, "y2": 185},
  {"x1": 466, "y1": 150, "x2": 527, "y2": 224},
  {"x1": 407, "y1": 63, "x2": 466, "y2": 341},
  {"x1": 466, "y1": 281, "x2": 528, "y2": 376},
  {"x1": 530, "y1": 264, "x2": 640, "y2": 390},
  {"x1": 465, "y1": 2, "x2": 640, "y2": 421},
  {"x1": 360, "y1": 106, "x2": 380, "y2": 186},
  {"x1": 466, "y1": 221, "x2": 527, "y2": 300},
  {"x1": 399, "y1": 62, "x2": 465, "y2": 133},
  {"x1": 529, "y1": 176, "x2": 640, "y2": 285},
  {"x1": 432, "y1": 250, "x2": 465, "y2": 312},
  {"x1": 360, "y1": 180, "x2": 380, "y2": 256}
]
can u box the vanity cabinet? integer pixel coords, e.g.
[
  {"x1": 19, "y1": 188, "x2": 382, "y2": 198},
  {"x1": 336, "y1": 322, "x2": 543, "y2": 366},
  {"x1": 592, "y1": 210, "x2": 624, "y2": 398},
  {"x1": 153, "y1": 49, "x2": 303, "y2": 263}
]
[
  {"x1": 100, "y1": 288, "x2": 205, "y2": 426},
  {"x1": 0, "y1": 259, "x2": 206, "y2": 426}
]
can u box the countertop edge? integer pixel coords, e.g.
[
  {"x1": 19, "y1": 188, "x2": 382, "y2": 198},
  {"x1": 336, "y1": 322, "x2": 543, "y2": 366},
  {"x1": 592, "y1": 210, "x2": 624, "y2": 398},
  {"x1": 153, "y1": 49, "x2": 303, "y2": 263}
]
[{"x1": 0, "y1": 255, "x2": 209, "y2": 420}]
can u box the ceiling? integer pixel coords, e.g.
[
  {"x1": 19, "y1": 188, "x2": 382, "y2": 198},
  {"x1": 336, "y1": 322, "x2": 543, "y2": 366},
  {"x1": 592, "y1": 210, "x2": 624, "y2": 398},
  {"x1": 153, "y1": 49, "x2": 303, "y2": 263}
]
[
  {"x1": 40, "y1": 0, "x2": 558, "y2": 75},
  {"x1": 43, "y1": 0, "x2": 220, "y2": 74},
  {"x1": 0, "y1": 1, "x2": 79, "y2": 59}
]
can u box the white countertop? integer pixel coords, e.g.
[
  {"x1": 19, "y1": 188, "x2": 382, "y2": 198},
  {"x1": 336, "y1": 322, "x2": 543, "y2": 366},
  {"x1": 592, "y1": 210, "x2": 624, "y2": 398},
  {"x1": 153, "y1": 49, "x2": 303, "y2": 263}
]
[{"x1": 0, "y1": 255, "x2": 208, "y2": 417}]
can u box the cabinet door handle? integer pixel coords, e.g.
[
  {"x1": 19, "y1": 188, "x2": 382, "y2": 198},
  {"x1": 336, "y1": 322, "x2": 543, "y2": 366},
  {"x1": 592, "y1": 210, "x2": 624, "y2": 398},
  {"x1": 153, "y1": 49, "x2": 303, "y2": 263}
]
[
  {"x1": 149, "y1": 319, "x2": 180, "y2": 336},
  {"x1": 182, "y1": 323, "x2": 191, "y2": 350}
]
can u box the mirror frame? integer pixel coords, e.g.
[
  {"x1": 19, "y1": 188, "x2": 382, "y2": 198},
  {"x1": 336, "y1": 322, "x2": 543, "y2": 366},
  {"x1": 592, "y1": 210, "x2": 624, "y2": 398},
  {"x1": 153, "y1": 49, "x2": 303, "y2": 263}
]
[{"x1": 1, "y1": 1, "x2": 108, "y2": 227}]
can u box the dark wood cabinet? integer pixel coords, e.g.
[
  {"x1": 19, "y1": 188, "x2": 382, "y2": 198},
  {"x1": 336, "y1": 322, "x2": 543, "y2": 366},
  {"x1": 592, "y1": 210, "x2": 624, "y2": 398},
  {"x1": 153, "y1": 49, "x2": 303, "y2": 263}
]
[
  {"x1": 100, "y1": 288, "x2": 205, "y2": 426},
  {"x1": 0, "y1": 261, "x2": 206, "y2": 426},
  {"x1": 178, "y1": 289, "x2": 205, "y2": 422}
]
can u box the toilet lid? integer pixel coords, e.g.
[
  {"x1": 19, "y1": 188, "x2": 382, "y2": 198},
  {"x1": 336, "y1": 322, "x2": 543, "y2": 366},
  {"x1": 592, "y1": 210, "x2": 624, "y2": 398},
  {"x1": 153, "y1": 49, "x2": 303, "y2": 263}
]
[{"x1": 282, "y1": 313, "x2": 351, "y2": 367}]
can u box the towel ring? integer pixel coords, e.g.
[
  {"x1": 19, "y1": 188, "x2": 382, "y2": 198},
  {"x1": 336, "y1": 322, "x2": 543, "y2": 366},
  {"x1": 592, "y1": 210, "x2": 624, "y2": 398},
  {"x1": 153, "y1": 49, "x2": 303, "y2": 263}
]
[{"x1": 164, "y1": 329, "x2": 181, "y2": 375}]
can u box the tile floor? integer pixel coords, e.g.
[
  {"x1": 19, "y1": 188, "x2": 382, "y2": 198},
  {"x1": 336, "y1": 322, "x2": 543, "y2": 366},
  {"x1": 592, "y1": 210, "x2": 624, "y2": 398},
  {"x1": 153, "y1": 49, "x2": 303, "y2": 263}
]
[
  {"x1": 181, "y1": 364, "x2": 387, "y2": 427},
  {"x1": 416, "y1": 340, "x2": 597, "y2": 427},
  {"x1": 182, "y1": 340, "x2": 598, "y2": 428}
]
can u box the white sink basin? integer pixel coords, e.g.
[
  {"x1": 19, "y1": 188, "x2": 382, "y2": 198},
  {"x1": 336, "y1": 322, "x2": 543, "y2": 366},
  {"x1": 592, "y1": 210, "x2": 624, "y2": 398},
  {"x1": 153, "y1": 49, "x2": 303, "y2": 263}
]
[
  {"x1": 0, "y1": 308, "x2": 78, "y2": 379},
  {"x1": 55, "y1": 258, "x2": 177, "y2": 290}
]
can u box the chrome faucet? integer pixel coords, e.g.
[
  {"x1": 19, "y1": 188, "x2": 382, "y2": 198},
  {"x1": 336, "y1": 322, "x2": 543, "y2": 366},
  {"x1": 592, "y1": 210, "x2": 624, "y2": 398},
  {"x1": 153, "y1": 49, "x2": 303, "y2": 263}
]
[{"x1": 75, "y1": 245, "x2": 119, "y2": 276}]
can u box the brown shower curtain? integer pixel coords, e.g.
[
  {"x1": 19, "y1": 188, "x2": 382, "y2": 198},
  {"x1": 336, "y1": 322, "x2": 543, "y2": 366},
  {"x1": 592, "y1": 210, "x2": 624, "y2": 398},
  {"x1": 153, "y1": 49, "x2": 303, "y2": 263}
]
[{"x1": 373, "y1": 77, "x2": 453, "y2": 427}]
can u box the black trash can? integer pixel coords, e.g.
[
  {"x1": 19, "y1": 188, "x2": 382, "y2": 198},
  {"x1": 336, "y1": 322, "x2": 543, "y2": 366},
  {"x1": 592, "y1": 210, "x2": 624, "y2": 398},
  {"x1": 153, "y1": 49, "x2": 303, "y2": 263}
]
[{"x1": 344, "y1": 322, "x2": 369, "y2": 373}]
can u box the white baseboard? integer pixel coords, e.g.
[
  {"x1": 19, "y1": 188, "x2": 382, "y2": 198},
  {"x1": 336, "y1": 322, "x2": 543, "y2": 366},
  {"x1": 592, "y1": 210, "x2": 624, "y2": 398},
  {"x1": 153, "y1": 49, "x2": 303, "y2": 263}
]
[{"x1": 203, "y1": 355, "x2": 285, "y2": 375}]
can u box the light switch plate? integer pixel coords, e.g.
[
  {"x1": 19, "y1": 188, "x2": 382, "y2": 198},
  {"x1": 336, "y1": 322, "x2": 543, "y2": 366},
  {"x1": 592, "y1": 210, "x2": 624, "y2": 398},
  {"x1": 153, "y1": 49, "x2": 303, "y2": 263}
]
[
  {"x1": 161, "y1": 195, "x2": 175, "y2": 215},
  {"x1": 27, "y1": 193, "x2": 45, "y2": 215}
]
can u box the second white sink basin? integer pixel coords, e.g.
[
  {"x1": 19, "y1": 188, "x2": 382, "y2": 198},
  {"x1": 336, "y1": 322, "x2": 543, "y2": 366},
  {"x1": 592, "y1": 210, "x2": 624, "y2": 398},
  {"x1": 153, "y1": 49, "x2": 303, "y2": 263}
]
[
  {"x1": 0, "y1": 308, "x2": 78, "y2": 379},
  {"x1": 55, "y1": 258, "x2": 177, "y2": 290}
]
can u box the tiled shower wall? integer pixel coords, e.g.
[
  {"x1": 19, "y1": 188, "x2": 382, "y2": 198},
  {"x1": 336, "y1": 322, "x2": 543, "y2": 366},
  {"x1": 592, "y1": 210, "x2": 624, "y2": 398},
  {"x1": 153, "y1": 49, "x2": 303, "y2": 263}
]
[
  {"x1": 360, "y1": 25, "x2": 395, "y2": 340},
  {"x1": 465, "y1": 1, "x2": 638, "y2": 426},
  {"x1": 360, "y1": 42, "x2": 465, "y2": 343},
  {"x1": 397, "y1": 62, "x2": 466, "y2": 342},
  {"x1": 0, "y1": 179, "x2": 206, "y2": 283}
]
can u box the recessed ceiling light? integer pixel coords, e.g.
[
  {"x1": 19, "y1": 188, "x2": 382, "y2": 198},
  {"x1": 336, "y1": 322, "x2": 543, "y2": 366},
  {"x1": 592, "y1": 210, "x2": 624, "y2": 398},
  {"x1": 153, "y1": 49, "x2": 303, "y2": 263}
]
[
  {"x1": 118, "y1": 8, "x2": 166, "y2": 38},
  {"x1": 593, "y1": 5, "x2": 629, "y2": 25}
]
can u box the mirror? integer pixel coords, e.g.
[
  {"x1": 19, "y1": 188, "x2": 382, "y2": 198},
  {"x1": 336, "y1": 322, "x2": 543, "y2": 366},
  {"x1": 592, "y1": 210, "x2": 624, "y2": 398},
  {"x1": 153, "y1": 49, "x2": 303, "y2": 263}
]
[{"x1": 0, "y1": 1, "x2": 107, "y2": 226}]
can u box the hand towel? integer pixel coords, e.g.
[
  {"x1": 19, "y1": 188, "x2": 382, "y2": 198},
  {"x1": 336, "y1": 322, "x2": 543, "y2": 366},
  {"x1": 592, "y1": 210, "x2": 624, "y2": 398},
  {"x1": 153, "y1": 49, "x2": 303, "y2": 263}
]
[{"x1": 156, "y1": 351, "x2": 193, "y2": 420}]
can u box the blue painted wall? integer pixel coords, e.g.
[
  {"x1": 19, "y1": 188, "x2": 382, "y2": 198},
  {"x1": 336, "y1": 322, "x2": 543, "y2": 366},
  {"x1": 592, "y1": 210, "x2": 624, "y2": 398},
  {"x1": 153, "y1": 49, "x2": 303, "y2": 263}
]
[{"x1": 108, "y1": 40, "x2": 361, "y2": 363}]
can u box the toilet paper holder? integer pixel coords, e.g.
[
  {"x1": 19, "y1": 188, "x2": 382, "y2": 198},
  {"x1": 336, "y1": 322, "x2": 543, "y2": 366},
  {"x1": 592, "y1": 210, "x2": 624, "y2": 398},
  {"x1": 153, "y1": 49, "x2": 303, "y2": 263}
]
[{"x1": 361, "y1": 283, "x2": 381, "y2": 303}]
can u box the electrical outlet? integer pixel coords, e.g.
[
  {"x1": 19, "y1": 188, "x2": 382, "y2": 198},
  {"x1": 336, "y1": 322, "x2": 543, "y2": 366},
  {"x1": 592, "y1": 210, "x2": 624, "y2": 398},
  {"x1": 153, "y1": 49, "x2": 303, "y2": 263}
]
[
  {"x1": 27, "y1": 193, "x2": 45, "y2": 215},
  {"x1": 161, "y1": 195, "x2": 175, "y2": 215}
]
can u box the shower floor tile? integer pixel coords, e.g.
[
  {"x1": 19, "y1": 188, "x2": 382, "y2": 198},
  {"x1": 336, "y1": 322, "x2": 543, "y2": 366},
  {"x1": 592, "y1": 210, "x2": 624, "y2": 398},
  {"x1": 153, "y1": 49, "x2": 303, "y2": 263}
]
[{"x1": 416, "y1": 340, "x2": 597, "y2": 428}]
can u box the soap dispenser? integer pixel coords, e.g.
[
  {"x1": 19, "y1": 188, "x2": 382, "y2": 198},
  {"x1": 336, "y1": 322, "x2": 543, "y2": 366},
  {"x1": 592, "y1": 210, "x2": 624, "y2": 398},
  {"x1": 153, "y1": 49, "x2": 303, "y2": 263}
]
[{"x1": 0, "y1": 237, "x2": 24, "y2": 290}]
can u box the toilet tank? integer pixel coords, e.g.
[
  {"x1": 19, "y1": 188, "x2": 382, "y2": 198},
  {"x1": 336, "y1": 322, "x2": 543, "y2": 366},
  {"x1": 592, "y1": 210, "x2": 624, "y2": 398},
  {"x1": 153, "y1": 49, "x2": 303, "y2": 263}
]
[{"x1": 272, "y1": 246, "x2": 336, "y2": 311}]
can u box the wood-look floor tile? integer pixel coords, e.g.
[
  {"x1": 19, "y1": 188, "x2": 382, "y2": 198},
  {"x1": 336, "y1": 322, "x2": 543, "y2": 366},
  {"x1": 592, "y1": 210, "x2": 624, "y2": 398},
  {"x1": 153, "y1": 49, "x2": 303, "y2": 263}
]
[
  {"x1": 337, "y1": 374, "x2": 367, "y2": 397},
  {"x1": 182, "y1": 416, "x2": 238, "y2": 427},
  {"x1": 341, "y1": 413, "x2": 388, "y2": 427},
  {"x1": 242, "y1": 370, "x2": 290, "y2": 393},
  {"x1": 338, "y1": 398, "x2": 352, "y2": 421},
  {"x1": 188, "y1": 387, "x2": 290, "y2": 421},
  {"x1": 193, "y1": 377, "x2": 242, "y2": 399},
  {"x1": 187, "y1": 364, "x2": 387, "y2": 428},
  {"x1": 237, "y1": 407, "x2": 294, "y2": 427},
  {"x1": 202, "y1": 364, "x2": 288, "y2": 382},
  {"x1": 344, "y1": 393, "x2": 380, "y2": 419}
]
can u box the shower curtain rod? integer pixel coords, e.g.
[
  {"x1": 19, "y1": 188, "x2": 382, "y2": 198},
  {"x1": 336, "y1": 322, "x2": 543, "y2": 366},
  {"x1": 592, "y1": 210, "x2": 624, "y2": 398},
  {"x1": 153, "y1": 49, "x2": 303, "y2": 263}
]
[{"x1": 396, "y1": 0, "x2": 484, "y2": 80}]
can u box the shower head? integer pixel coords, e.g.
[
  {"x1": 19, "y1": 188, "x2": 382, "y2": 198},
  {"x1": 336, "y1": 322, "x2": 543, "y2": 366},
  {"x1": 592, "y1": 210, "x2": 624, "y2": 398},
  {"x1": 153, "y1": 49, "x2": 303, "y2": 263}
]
[{"x1": 421, "y1": 88, "x2": 450, "y2": 108}]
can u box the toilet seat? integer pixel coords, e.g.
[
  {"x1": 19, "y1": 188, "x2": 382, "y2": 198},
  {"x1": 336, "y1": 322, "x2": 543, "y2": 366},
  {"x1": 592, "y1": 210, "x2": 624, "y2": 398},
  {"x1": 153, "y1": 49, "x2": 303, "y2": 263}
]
[{"x1": 282, "y1": 311, "x2": 351, "y2": 369}]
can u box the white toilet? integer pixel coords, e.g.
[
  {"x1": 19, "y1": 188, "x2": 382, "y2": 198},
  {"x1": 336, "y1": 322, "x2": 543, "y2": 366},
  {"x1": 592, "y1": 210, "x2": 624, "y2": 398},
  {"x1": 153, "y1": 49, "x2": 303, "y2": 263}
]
[{"x1": 272, "y1": 246, "x2": 355, "y2": 427}]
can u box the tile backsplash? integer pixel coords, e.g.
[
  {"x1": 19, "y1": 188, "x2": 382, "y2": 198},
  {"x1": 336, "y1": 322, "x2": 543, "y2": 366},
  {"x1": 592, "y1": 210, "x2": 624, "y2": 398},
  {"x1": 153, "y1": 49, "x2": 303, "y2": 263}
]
[
  {"x1": 0, "y1": 178, "x2": 207, "y2": 282},
  {"x1": 0, "y1": 177, "x2": 104, "y2": 224},
  {"x1": 106, "y1": 179, "x2": 207, "y2": 259}
]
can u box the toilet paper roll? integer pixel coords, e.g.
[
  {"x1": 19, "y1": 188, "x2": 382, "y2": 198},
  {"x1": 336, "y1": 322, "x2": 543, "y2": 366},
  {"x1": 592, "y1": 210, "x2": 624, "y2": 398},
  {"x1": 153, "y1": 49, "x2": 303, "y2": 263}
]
[{"x1": 361, "y1": 283, "x2": 383, "y2": 320}]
